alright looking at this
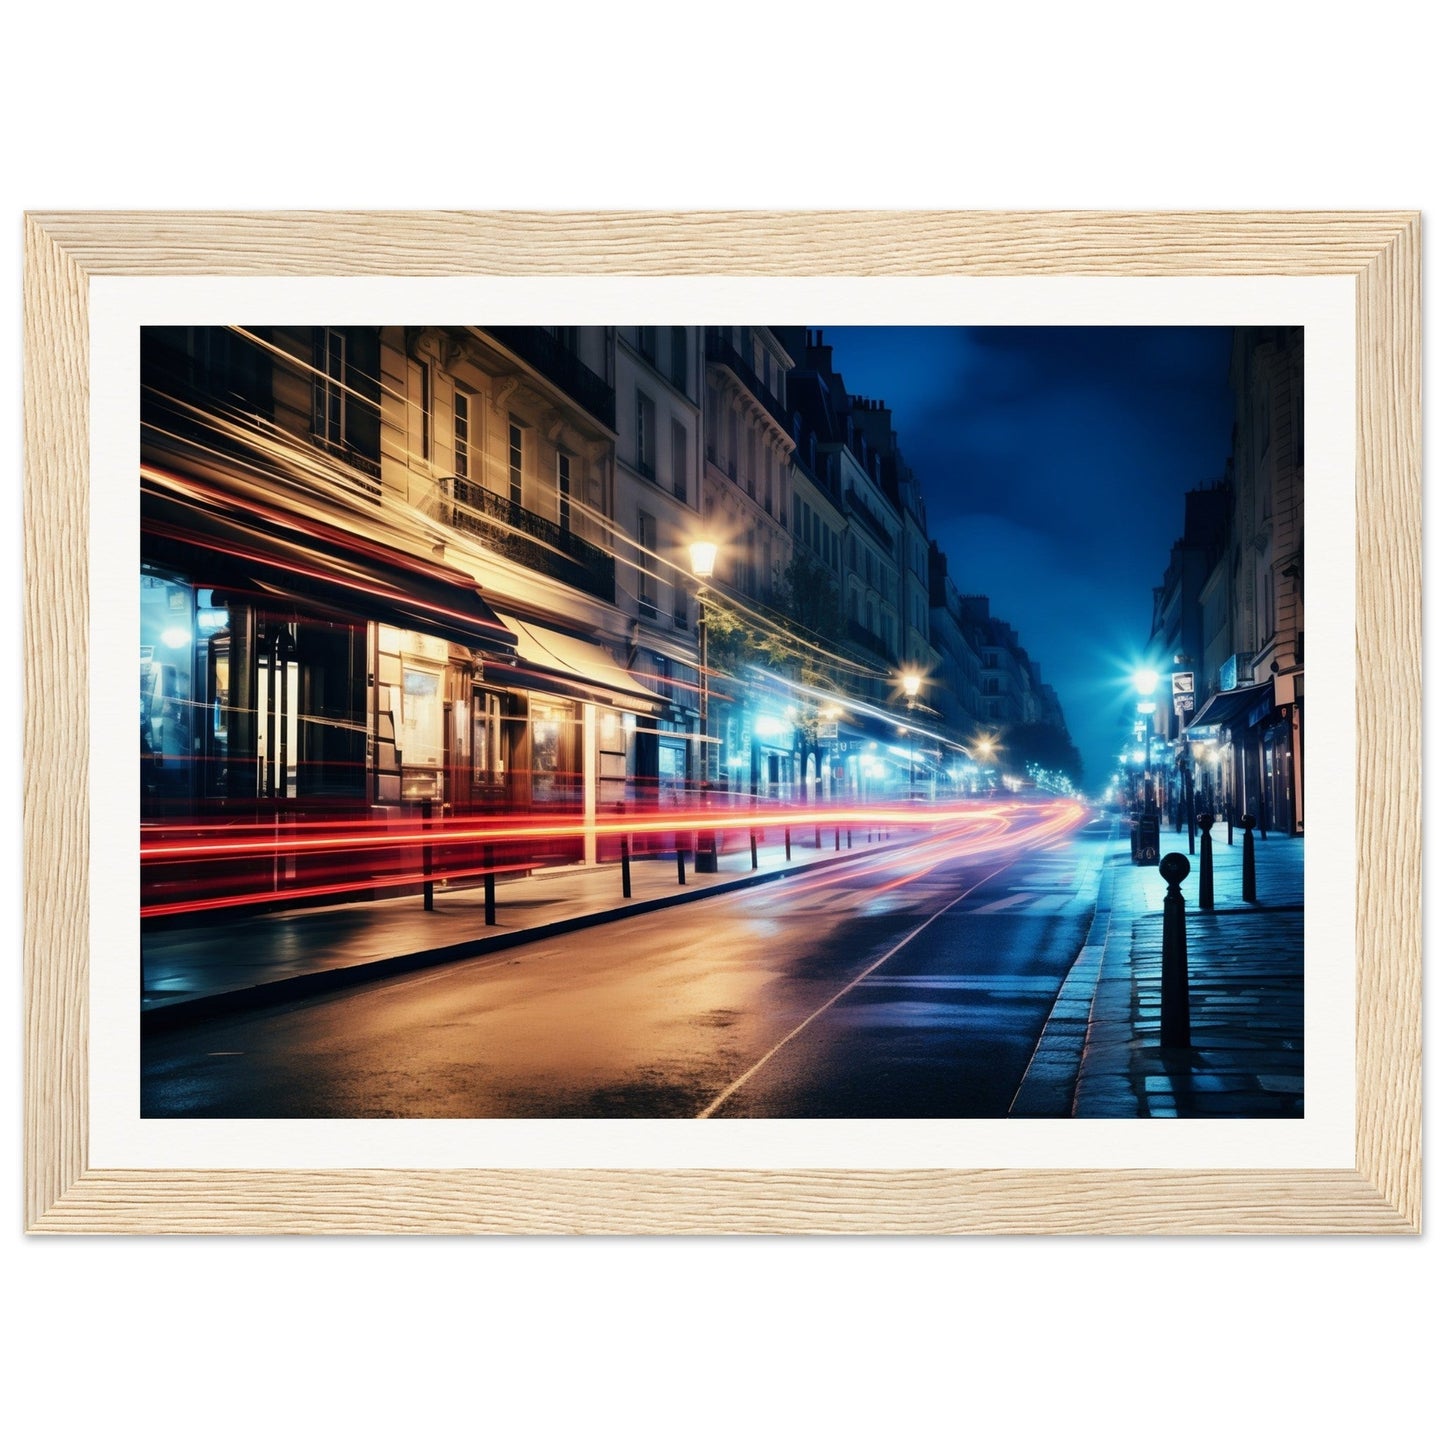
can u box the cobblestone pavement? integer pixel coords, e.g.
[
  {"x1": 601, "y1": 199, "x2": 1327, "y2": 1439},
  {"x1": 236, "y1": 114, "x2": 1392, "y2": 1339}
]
[{"x1": 1014, "y1": 825, "x2": 1303, "y2": 1119}]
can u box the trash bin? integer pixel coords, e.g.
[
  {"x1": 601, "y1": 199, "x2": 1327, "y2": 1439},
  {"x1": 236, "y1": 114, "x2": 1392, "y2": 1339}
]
[{"x1": 1135, "y1": 814, "x2": 1160, "y2": 866}]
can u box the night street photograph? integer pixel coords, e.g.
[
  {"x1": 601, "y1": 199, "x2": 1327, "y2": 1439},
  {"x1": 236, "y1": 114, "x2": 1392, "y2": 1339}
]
[{"x1": 139, "y1": 321, "x2": 1305, "y2": 1120}]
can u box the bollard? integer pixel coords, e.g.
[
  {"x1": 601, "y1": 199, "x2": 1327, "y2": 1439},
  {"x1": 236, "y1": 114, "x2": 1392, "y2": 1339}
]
[
  {"x1": 1196, "y1": 813, "x2": 1215, "y2": 912},
  {"x1": 1226, "y1": 812, "x2": 1234, "y2": 847},
  {"x1": 785, "y1": 827, "x2": 791, "y2": 861},
  {"x1": 620, "y1": 835, "x2": 632, "y2": 899},
  {"x1": 835, "y1": 827, "x2": 840, "y2": 851},
  {"x1": 1159, "y1": 852, "x2": 1192, "y2": 1049},
  {"x1": 677, "y1": 848, "x2": 688, "y2": 885},
  {"x1": 847, "y1": 828, "x2": 853, "y2": 848},
  {"x1": 815, "y1": 825, "x2": 821, "y2": 849},
  {"x1": 483, "y1": 843, "x2": 497, "y2": 926},
  {"x1": 422, "y1": 799, "x2": 434, "y2": 912},
  {"x1": 750, "y1": 830, "x2": 758, "y2": 869},
  {"x1": 1241, "y1": 813, "x2": 1257, "y2": 903}
]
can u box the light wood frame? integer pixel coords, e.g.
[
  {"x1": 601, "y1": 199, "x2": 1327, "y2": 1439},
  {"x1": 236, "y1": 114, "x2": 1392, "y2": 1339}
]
[{"x1": 23, "y1": 211, "x2": 1421, "y2": 1234}]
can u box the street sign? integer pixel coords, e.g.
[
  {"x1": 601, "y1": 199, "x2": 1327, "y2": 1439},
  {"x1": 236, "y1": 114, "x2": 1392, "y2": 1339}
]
[{"x1": 1172, "y1": 671, "x2": 1195, "y2": 715}]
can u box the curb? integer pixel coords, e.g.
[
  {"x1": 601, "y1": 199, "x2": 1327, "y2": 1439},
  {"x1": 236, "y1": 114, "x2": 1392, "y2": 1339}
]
[{"x1": 1008, "y1": 828, "x2": 1119, "y2": 1118}]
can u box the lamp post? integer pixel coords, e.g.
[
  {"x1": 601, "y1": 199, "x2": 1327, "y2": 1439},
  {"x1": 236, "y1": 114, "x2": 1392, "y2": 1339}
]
[
  {"x1": 1132, "y1": 667, "x2": 1160, "y2": 819},
  {"x1": 901, "y1": 669, "x2": 921, "y2": 799},
  {"x1": 689, "y1": 539, "x2": 718, "y2": 871}
]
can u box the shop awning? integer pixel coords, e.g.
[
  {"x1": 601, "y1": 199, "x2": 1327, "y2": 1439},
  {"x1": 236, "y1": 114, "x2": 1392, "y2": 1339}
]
[
  {"x1": 489, "y1": 612, "x2": 668, "y2": 713},
  {"x1": 1187, "y1": 681, "x2": 1273, "y2": 732},
  {"x1": 142, "y1": 469, "x2": 516, "y2": 653}
]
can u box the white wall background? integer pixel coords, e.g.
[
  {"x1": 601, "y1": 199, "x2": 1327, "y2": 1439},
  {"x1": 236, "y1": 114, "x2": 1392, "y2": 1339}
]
[{"x1": 6, "y1": 4, "x2": 1437, "y2": 1440}]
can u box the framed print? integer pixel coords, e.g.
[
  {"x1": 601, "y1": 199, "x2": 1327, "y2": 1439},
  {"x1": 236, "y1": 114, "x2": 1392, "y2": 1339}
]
[{"x1": 23, "y1": 210, "x2": 1420, "y2": 1233}]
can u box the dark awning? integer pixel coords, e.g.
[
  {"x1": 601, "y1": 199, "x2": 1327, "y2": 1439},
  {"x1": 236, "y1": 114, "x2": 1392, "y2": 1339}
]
[
  {"x1": 142, "y1": 468, "x2": 516, "y2": 654},
  {"x1": 1187, "y1": 681, "x2": 1272, "y2": 732}
]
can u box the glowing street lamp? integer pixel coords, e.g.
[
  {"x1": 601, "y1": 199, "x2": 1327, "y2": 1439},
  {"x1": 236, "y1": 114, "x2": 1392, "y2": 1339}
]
[
  {"x1": 690, "y1": 538, "x2": 719, "y2": 870},
  {"x1": 689, "y1": 539, "x2": 718, "y2": 791},
  {"x1": 1132, "y1": 665, "x2": 1161, "y2": 821},
  {"x1": 901, "y1": 670, "x2": 922, "y2": 797}
]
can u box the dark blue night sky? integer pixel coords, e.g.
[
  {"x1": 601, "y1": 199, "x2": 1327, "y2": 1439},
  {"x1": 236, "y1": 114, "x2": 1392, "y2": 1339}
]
[{"x1": 823, "y1": 326, "x2": 1237, "y2": 788}]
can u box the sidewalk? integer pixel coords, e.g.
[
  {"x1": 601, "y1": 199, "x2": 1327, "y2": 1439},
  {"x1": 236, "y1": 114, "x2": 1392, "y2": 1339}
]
[
  {"x1": 142, "y1": 824, "x2": 913, "y2": 1024},
  {"x1": 1014, "y1": 826, "x2": 1304, "y2": 1119}
]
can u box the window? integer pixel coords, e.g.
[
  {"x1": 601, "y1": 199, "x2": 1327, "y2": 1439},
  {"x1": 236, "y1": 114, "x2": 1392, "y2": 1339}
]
[
  {"x1": 637, "y1": 326, "x2": 657, "y2": 364},
  {"x1": 314, "y1": 329, "x2": 346, "y2": 444},
  {"x1": 746, "y1": 431, "x2": 756, "y2": 497},
  {"x1": 508, "y1": 422, "x2": 523, "y2": 506},
  {"x1": 671, "y1": 418, "x2": 688, "y2": 501},
  {"x1": 558, "y1": 452, "x2": 572, "y2": 534},
  {"x1": 669, "y1": 327, "x2": 688, "y2": 392},
  {"x1": 638, "y1": 510, "x2": 657, "y2": 619},
  {"x1": 454, "y1": 389, "x2": 471, "y2": 479},
  {"x1": 765, "y1": 452, "x2": 774, "y2": 515},
  {"x1": 636, "y1": 390, "x2": 656, "y2": 480},
  {"x1": 404, "y1": 355, "x2": 433, "y2": 465}
]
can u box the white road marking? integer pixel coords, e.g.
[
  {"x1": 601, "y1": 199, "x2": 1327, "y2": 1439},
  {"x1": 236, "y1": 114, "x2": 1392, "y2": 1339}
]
[
  {"x1": 695, "y1": 861, "x2": 1014, "y2": 1119},
  {"x1": 971, "y1": 893, "x2": 1030, "y2": 913}
]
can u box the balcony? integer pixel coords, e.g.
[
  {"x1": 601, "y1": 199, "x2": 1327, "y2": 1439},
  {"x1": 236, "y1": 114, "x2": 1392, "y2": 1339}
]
[
  {"x1": 845, "y1": 488, "x2": 895, "y2": 551},
  {"x1": 483, "y1": 327, "x2": 616, "y2": 431},
  {"x1": 705, "y1": 329, "x2": 792, "y2": 435},
  {"x1": 442, "y1": 476, "x2": 615, "y2": 603},
  {"x1": 846, "y1": 618, "x2": 895, "y2": 661}
]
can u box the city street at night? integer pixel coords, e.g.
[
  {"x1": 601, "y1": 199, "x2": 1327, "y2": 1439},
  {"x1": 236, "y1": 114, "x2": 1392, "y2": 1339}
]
[{"x1": 135, "y1": 320, "x2": 1306, "y2": 1122}]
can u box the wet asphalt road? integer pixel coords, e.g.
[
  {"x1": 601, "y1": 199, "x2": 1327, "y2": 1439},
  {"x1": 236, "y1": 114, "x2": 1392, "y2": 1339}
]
[{"x1": 142, "y1": 816, "x2": 1113, "y2": 1119}]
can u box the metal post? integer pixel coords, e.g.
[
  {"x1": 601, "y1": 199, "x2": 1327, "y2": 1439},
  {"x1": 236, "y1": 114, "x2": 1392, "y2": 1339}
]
[
  {"x1": 483, "y1": 844, "x2": 497, "y2": 926},
  {"x1": 620, "y1": 835, "x2": 632, "y2": 899},
  {"x1": 1159, "y1": 853, "x2": 1192, "y2": 1049},
  {"x1": 835, "y1": 827, "x2": 840, "y2": 851},
  {"x1": 815, "y1": 825, "x2": 821, "y2": 849},
  {"x1": 677, "y1": 848, "x2": 687, "y2": 885},
  {"x1": 1197, "y1": 813, "x2": 1214, "y2": 911},
  {"x1": 847, "y1": 828, "x2": 853, "y2": 848},
  {"x1": 784, "y1": 827, "x2": 791, "y2": 861},
  {"x1": 1241, "y1": 813, "x2": 1257, "y2": 903},
  {"x1": 422, "y1": 799, "x2": 434, "y2": 912},
  {"x1": 749, "y1": 830, "x2": 758, "y2": 869},
  {"x1": 1186, "y1": 766, "x2": 1196, "y2": 855},
  {"x1": 1227, "y1": 811, "x2": 1234, "y2": 846}
]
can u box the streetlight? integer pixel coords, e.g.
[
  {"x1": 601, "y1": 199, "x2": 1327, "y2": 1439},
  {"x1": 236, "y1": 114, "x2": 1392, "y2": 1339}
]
[
  {"x1": 688, "y1": 539, "x2": 718, "y2": 790},
  {"x1": 901, "y1": 669, "x2": 921, "y2": 799},
  {"x1": 689, "y1": 539, "x2": 718, "y2": 872},
  {"x1": 1132, "y1": 667, "x2": 1160, "y2": 819}
]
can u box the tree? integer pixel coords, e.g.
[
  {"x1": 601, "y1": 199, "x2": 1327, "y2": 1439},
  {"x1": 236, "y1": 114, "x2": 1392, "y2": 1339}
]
[{"x1": 999, "y1": 721, "x2": 1084, "y2": 784}]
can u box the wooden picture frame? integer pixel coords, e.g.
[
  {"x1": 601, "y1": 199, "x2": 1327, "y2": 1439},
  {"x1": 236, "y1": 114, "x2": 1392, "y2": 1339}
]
[{"x1": 23, "y1": 211, "x2": 1420, "y2": 1234}]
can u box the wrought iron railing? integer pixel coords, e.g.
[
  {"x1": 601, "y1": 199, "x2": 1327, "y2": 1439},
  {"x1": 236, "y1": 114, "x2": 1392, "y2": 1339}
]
[
  {"x1": 442, "y1": 476, "x2": 615, "y2": 602},
  {"x1": 704, "y1": 329, "x2": 792, "y2": 434}
]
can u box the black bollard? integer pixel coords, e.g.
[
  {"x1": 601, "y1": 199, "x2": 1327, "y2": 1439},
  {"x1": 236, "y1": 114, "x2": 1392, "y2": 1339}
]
[
  {"x1": 1241, "y1": 813, "x2": 1257, "y2": 903},
  {"x1": 749, "y1": 830, "x2": 758, "y2": 869},
  {"x1": 835, "y1": 827, "x2": 840, "y2": 851},
  {"x1": 1226, "y1": 812, "x2": 1234, "y2": 847},
  {"x1": 422, "y1": 799, "x2": 434, "y2": 912},
  {"x1": 1159, "y1": 852, "x2": 1192, "y2": 1049},
  {"x1": 483, "y1": 843, "x2": 497, "y2": 926},
  {"x1": 620, "y1": 835, "x2": 632, "y2": 899},
  {"x1": 815, "y1": 825, "x2": 821, "y2": 849},
  {"x1": 785, "y1": 827, "x2": 791, "y2": 861},
  {"x1": 1196, "y1": 813, "x2": 1215, "y2": 912},
  {"x1": 847, "y1": 828, "x2": 853, "y2": 848},
  {"x1": 677, "y1": 848, "x2": 688, "y2": 885}
]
